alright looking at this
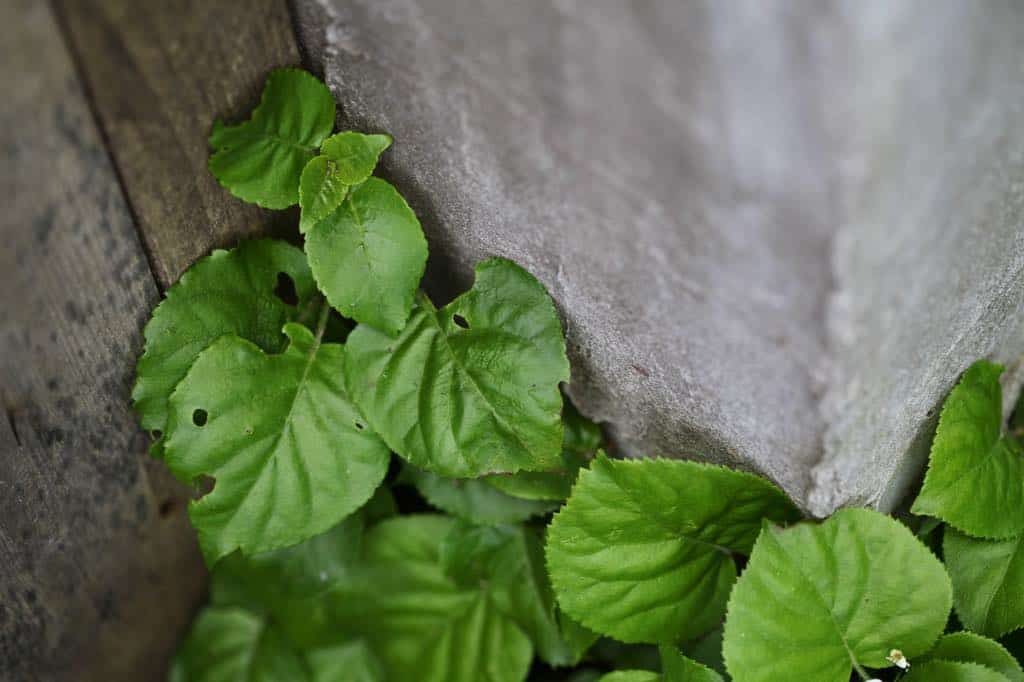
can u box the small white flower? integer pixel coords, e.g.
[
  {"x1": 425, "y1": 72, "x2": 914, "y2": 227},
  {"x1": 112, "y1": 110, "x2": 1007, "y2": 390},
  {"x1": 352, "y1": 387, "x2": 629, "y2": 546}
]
[{"x1": 887, "y1": 648, "x2": 910, "y2": 670}]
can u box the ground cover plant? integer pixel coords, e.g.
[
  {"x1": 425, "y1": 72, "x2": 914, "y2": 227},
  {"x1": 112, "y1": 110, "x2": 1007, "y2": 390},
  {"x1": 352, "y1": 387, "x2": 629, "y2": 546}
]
[{"x1": 135, "y1": 68, "x2": 1024, "y2": 681}]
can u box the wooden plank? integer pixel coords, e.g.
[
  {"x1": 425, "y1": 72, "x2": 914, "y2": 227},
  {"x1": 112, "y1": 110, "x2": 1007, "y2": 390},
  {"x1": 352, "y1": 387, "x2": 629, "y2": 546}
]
[
  {"x1": 0, "y1": 2, "x2": 206, "y2": 679},
  {"x1": 53, "y1": 0, "x2": 304, "y2": 288}
]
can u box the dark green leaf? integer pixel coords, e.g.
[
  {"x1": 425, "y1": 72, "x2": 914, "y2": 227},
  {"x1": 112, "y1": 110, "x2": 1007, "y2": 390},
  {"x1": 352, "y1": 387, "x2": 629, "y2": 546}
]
[
  {"x1": 945, "y1": 527, "x2": 1024, "y2": 638},
  {"x1": 405, "y1": 465, "x2": 558, "y2": 525},
  {"x1": 307, "y1": 641, "x2": 384, "y2": 682},
  {"x1": 660, "y1": 645, "x2": 723, "y2": 682}
]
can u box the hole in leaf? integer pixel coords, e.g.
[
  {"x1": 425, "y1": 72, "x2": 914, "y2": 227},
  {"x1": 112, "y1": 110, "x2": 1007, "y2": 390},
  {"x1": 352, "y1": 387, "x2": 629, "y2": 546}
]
[
  {"x1": 158, "y1": 498, "x2": 176, "y2": 518},
  {"x1": 150, "y1": 430, "x2": 162, "y2": 440},
  {"x1": 453, "y1": 314, "x2": 469, "y2": 329},
  {"x1": 355, "y1": 421, "x2": 365, "y2": 430},
  {"x1": 274, "y1": 272, "x2": 299, "y2": 306},
  {"x1": 192, "y1": 409, "x2": 208, "y2": 427}
]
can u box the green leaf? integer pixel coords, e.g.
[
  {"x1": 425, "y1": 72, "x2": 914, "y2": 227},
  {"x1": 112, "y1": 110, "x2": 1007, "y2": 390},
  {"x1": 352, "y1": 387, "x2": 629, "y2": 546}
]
[
  {"x1": 920, "y1": 632, "x2": 1024, "y2": 681},
  {"x1": 320, "y1": 131, "x2": 392, "y2": 184},
  {"x1": 345, "y1": 258, "x2": 569, "y2": 477},
  {"x1": 307, "y1": 641, "x2": 384, "y2": 682},
  {"x1": 722, "y1": 508, "x2": 951, "y2": 682},
  {"x1": 485, "y1": 400, "x2": 602, "y2": 501},
  {"x1": 945, "y1": 527, "x2": 1024, "y2": 638},
  {"x1": 912, "y1": 360, "x2": 1024, "y2": 539},
  {"x1": 132, "y1": 240, "x2": 316, "y2": 456},
  {"x1": 211, "y1": 513, "x2": 365, "y2": 607},
  {"x1": 328, "y1": 515, "x2": 534, "y2": 682},
  {"x1": 306, "y1": 177, "x2": 428, "y2": 335},
  {"x1": 682, "y1": 627, "x2": 726, "y2": 677},
  {"x1": 209, "y1": 68, "x2": 335, "y2": 208},
  {"x1": 404, "y1": 465, "x2": 558, "y2": 525},
  {"x1": 298, "y1": 156, "x2": 349, "y2": 234},
  {"x1": 902, "y1": 661, "x2": 1010, "y2": 681},
  {"x1": 660, "y1": 645, "x2": 724, "y2": 682},
  {"x1": 546, "y1": 455, "x2": 801, "y2": 644},
  {"x1": 596, "y1": 673, "x2": 660, "y2": 682},
  {"x1": 164, "y1": 321, "x2": 390, "y2": 564},
  {"x1": 439, "y1": 520, "x2": 595, "y2": 666},
  {"x1": 174, "y1": 607, "x2": 309, "y2": 682}
]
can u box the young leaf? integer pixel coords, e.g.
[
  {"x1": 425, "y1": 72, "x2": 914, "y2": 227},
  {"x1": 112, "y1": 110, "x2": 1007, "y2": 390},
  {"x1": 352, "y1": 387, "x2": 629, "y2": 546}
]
[
  {"x1": 209, "y1": 68, "x2": 335, "y2": 208},
  {"x1": 345, "y1": 258, "x2": 569, "y2": 477},
  {"x1": 945, "y1": 527, "x2": 1024, "y2": 638},
  {"x1": 440, "y1": 520, "x2": 595, "y2": 666},
  {"x1": 911, "y1": 360, "x2": 1024, "y2": 539},
  {"x1": 919, "y1": 632, "x2": 1024, "y2": 681},
  {"x1": 327, "y1": 515, "x2": 534, "y2": 682},
  {"x1": 485, "y1": 400, "x2": 602, "y2": 501},
  {"x1": 164, "y1": 322, "x2": 390, "y2": 564},
  {"x1": 722, "y1": 508, "x2": 952, "y2": 682},
  {"x1": 660, "y1": 645, "x2": 724, "y2": 682},
  {"x1": 305, "y1": 177, "x2": 428, "y2": 334},
  {"x1": 174, "y1": 607, "x2": 310, "y2": 682},
  {"x1": 404, "y1": 465, "x2": 558, "y2": 525},
  {"x1": 320, "y1": 131, "x2": 392, "y2": 184},
  {"x1": 546, "y1": 455, "x2": 801, "y2": 644},
  {"x1": 298, "y1": 156, "x2": 349, "y2": 234},
  {"x1": 306, "y1": 641, "x2": 384, "y2": 682},
  {"x1": 132, "y1": 240, "x2": 316, "y2": 456},
  {"x1": 901, "y1": 661, "x2": 1010, "y2": 681}
]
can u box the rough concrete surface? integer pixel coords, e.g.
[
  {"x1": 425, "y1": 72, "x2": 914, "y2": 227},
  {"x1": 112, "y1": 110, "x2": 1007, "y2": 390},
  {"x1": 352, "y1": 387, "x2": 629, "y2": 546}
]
[
  {"x1": 294, "y1": 0, "x2": 843, "y2": 509},
  {"x1": 294, "y1": 0, "x2": 1024, "y2": 515}
]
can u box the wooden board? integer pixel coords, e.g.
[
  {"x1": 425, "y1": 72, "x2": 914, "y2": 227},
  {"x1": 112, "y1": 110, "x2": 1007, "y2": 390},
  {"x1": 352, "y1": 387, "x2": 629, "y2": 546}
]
[
  {"x1": 0, "y1": 2, "x2": 209, "y2": 679},
  {"x1": 53, "y1": 0, "x2": 305, "y2": 288}
]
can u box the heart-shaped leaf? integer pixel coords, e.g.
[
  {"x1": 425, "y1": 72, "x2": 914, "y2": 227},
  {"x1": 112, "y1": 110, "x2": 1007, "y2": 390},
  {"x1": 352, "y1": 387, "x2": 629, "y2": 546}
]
[
  {"x1": 723, "y1": 508, "x2": 951, "y2": 682},
  {"x1": 912, "y1": 360, "x2": 1024, "y2": 539},
  {"x1": 546, "y1": 455, "x2": 801, "y2": 644},
  {"x1": 345, "y1": 258, "x2": 569, "y2": 477},
  {"x1": 306, "y1": 177, "x2": 428, "y2": 335},
  {"x1": 165, "y1": 322, "x2": 390, "y2": 564}
]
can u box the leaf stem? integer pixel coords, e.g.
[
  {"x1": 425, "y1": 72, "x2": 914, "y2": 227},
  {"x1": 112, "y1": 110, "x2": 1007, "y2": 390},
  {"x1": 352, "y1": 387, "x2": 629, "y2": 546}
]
[
  {"x1": 851, "y1": 661, "x2": 871, "y2": 680},
  {"x1": 312, "y1": 297, "x2": 331, "y2": 344}
]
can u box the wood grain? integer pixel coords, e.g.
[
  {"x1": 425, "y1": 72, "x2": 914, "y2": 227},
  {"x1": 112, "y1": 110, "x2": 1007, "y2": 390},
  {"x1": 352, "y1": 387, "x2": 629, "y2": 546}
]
[
  {"x1": 53, "y1": 0, "x2": 305, "y2": 288},
  {"x1": 0, "y1": 2, "x2": 209, "y2": 679}
]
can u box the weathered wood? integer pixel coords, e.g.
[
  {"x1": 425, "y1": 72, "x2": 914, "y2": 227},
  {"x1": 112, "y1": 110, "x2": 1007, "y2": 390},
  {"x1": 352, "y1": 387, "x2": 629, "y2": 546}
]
[
  {"x1": 53, "y1": 0, "x2": 304, "y2": 288},
  {"x1": 0, "y1": 2, "x2": 206, "y2": 679}
]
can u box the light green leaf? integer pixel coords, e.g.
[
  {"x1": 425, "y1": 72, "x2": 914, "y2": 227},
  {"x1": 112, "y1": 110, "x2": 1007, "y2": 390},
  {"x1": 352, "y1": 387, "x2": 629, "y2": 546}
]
[
  {"x1": 174, "y1": 607, "x2": 309, "y2": 682},
  {"x1": 404, "y1": 465, "x2": 558, "y2": 525},
  {"x1": 307, "y1": 641, "x2": 384, "y2": 682},
  {"x1": 345, "y1": 258, "x2": 569, "y2": 477},
  {"x1": 597, "y1": 673, "x2": 660, "y2": 682},
  {"x1": 945, "y1": 527, "x2": 1024, "y2": 638},
  {"x1": 211, "y1": 513, "x2": 364, "y2": 607},
  {"x1": 439, "y1": 520, "x2": 594, "y2": 666},
  {"x1": 320, "y1": 131, "x2": 392, "y2": 184},
  {"x1": 722, "y1": 508, "x2": 951, "y2": 682},
  {"x1": 133, "y1": 240, "x2": 316, "y2": 456},
  {"x1": 485, "y1": 400, "x2": 602, "y2": 501},
  {"x1": 920, "y1": 632, "x2": 1024, "y2": 681},
  {"x1": 298, "y1": 156, "x2": 349, "y2": 234},
  {"x1": 328, "y1": 515, "x2": 534, "y2": 682},
  {"x1": 546, "y1": 455, "x2": 801, "y2": 644},
  {"x1": 209, "y1": 68, "x2": 335, "y2": 208},
  {"x1": 660, "y1": 645, "x2": 724, "y2": 682},
  {"x1": 165, "y1": 322, "x2": 390, "y2": 564},
  {"x1": 306, "y1": 177, "x2": 427, "y2": 335},
  {"x1": 902, "y1": 661, "x2": 1010, "y2": 681},
  {"x1": 911, "y1": 360, "x2": 1024, "y2": 539}
]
